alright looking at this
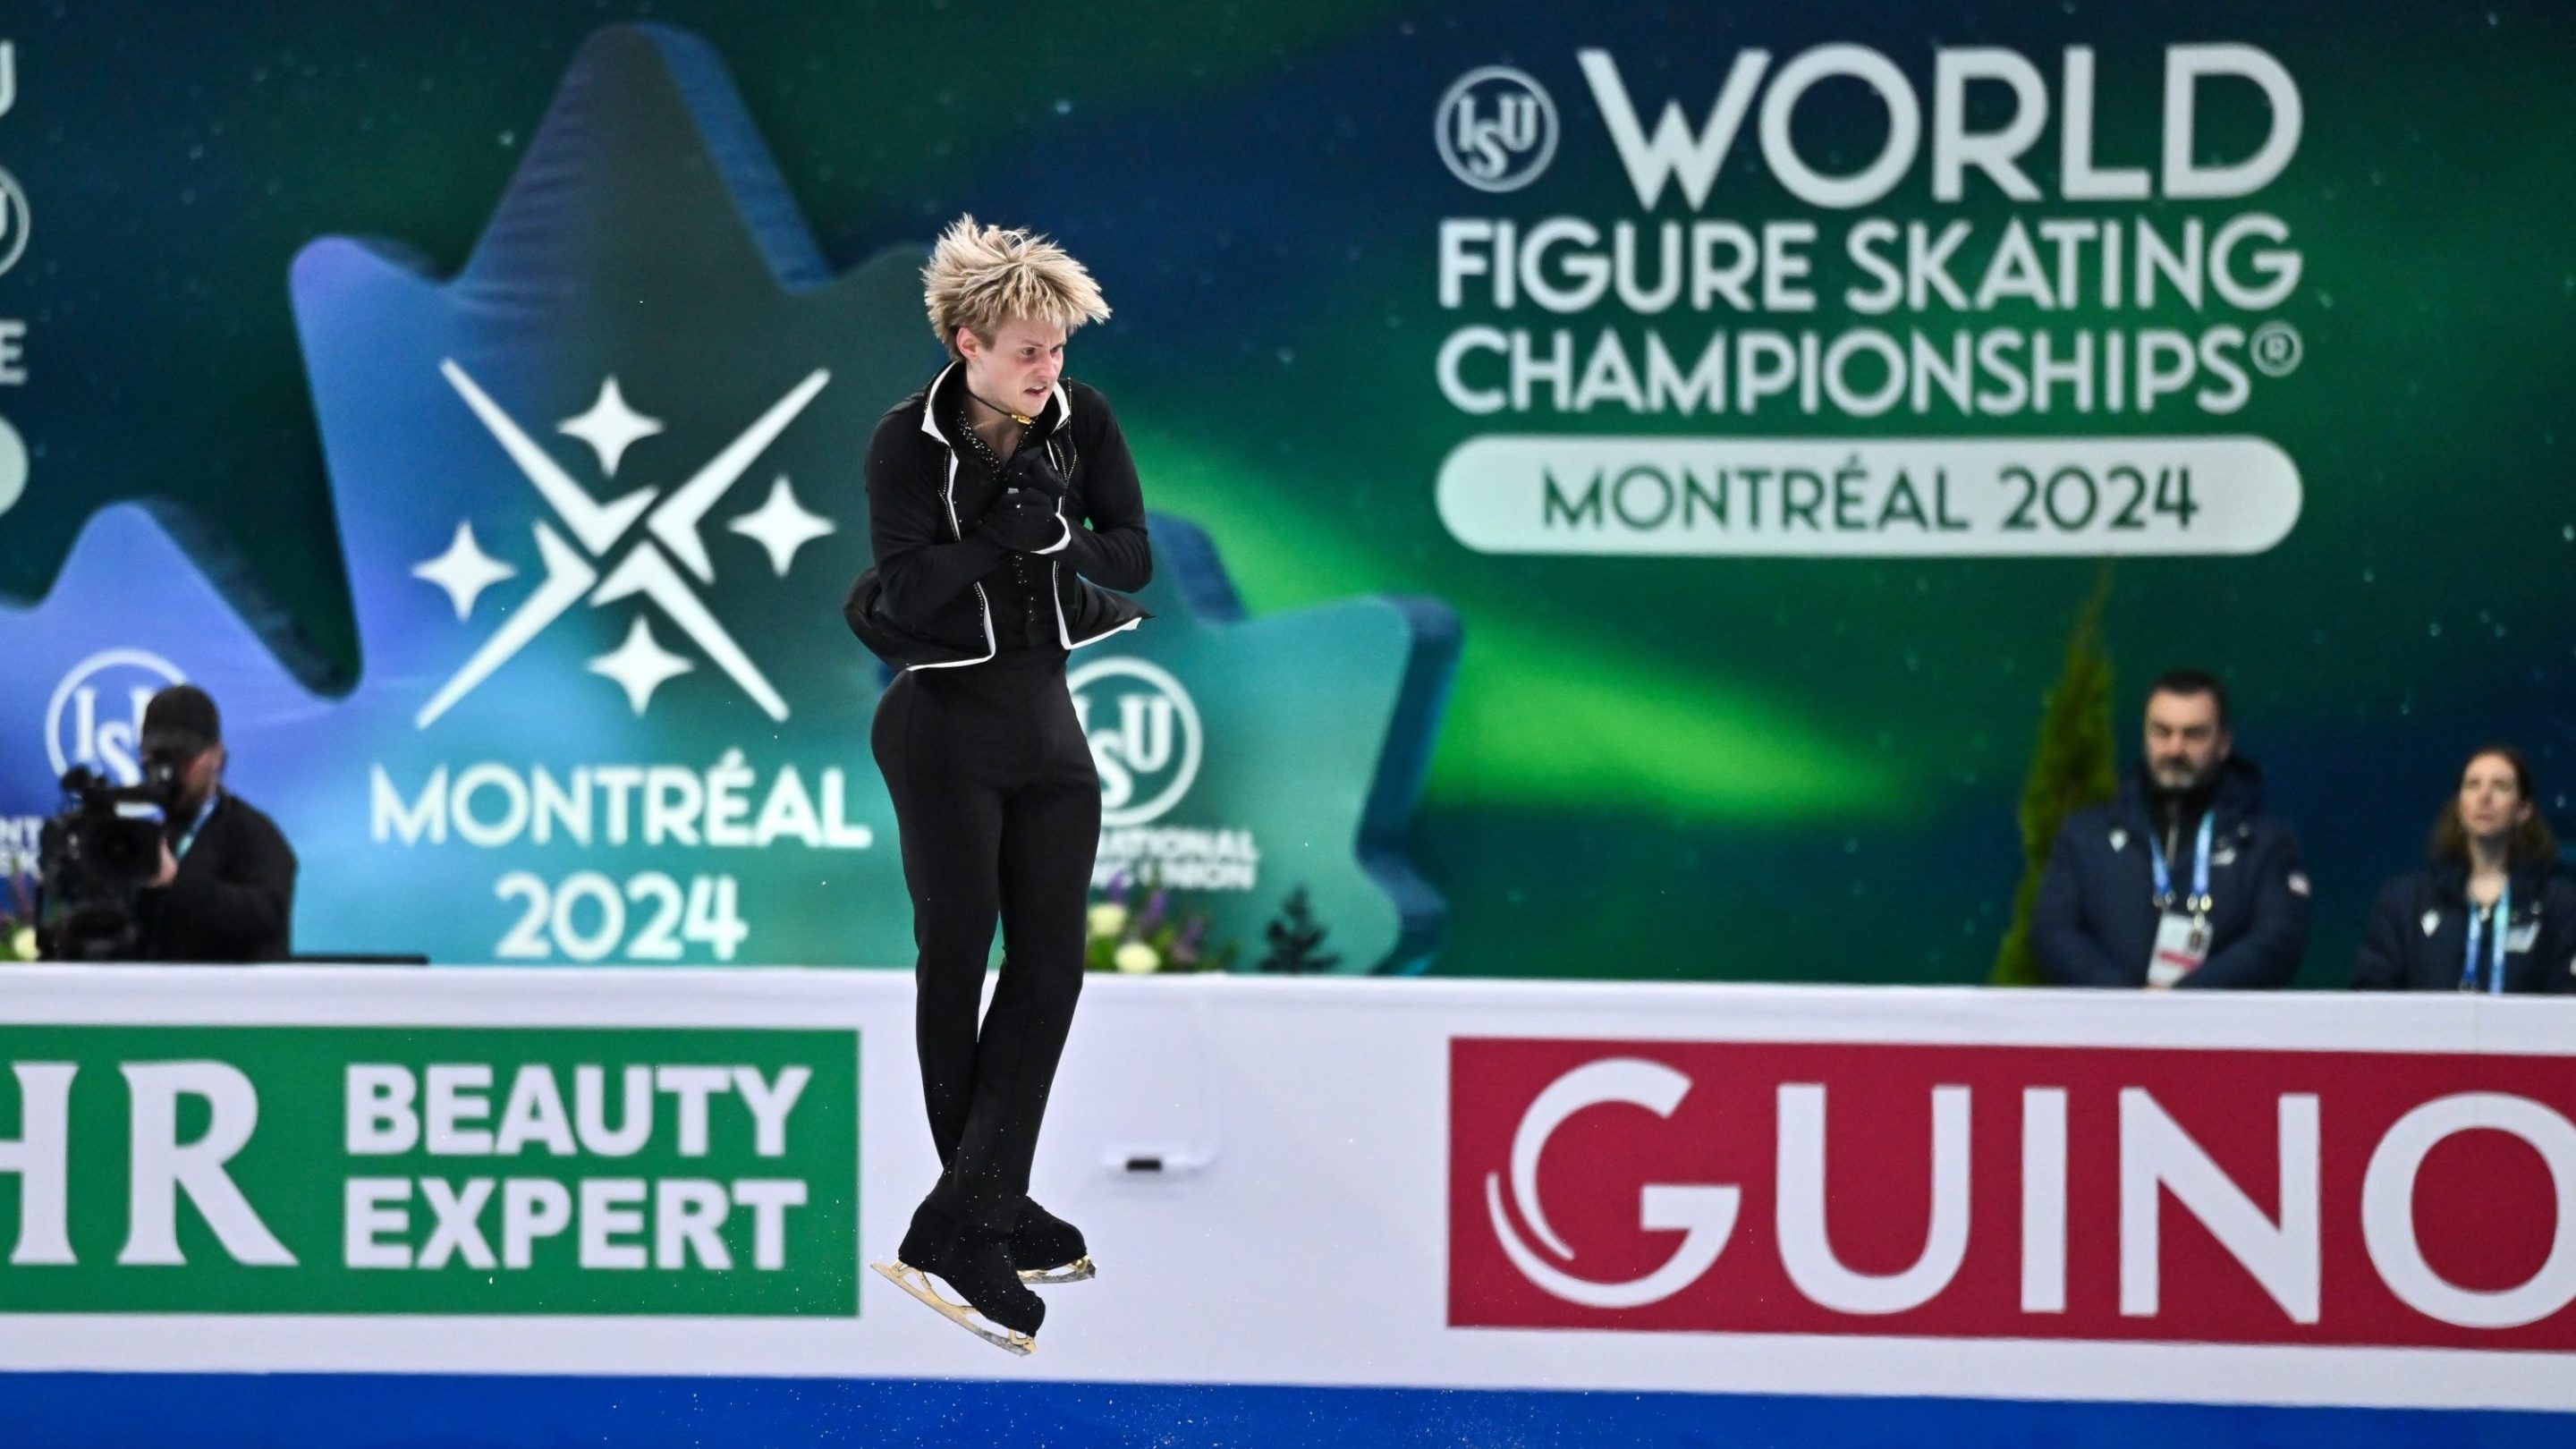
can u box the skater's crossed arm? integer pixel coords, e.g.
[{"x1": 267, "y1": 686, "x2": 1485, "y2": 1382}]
[
  {"x1": 1058, "y1": 399, "x2": 1151, "y2": 593},
  {"x1": 866, "y1": 418, "x2": 1009, "y2": 625}
]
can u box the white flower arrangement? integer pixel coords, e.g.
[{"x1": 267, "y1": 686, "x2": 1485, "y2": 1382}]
[{"x1": 1084, "y1": 873, "x2": 1233, "y2": 975}]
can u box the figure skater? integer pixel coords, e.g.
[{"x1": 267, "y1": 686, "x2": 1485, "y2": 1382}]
[{"x1": 843, "y1": 216, "x2": 1150, "y2": 1353}]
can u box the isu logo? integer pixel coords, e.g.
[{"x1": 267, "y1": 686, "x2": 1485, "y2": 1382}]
[
  {"x1": 46, "y1": 648, "x2": 187, "y2": 783},
  {"x1": 1068, "y1": 657, "x2": 1202, "y2": 827},
  {"x1": 1449, "y1": 1038, "x2": 2576, "y2": 1348},
  {"x1": 0, "y1": 164, "x2": 29, "y2": 277},
  {"x1": 1436, "y1": 66, "x2": 1557, "y2": 193}
]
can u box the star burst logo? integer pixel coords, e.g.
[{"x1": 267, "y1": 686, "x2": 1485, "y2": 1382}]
[{"x1": 409, "y1": 363, "x2": 838, "y2": 727}]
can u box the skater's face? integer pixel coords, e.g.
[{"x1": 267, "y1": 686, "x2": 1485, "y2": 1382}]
[
  {"x1": 957, "y1": 316, "x2": 1065, "y2": 420},
  {"x1": 2142, "y1": 689, "x2": 2229, "y2": 793}
]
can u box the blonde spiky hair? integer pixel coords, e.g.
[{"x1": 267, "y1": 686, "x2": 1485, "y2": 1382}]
[{"x1": 922, "y1": 215, "x2": 1111, "y2": 360}]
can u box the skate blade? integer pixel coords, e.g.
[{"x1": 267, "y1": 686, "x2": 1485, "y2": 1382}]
[
  {"x1": 1019, "y1": 1255, "x2": 1097, "y2": 1285},
  {"x1": 872, "y1": 1259, "x2": 1036, "y2": 1356}
]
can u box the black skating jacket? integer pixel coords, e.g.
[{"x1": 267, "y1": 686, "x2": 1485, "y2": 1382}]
[
  {"x1": 844, "y1": 365, "x2": 1151, "y2": 671},
  {"x1": 2031, "y1": 757, "x2": 2312, "y2": 989},
  {"x1": 2353, "y1": 861, "x2": 2576, "y2": 994}
]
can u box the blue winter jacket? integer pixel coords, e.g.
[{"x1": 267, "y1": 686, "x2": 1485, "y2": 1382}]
[
  {"x1": 2353, "y1": 860, "x2": 2576, "y2": 994},
  {"x1": 2032, "y1": 757, "x2": 2311, "y2": 989}
]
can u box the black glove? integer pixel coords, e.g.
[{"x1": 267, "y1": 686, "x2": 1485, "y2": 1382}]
[
  {"x1": 977, "y1": 487, "x2": 1063, "y2": 552},
  {"x1": 1001, "y1": 444, "x2": 1071, "y2": 500}
]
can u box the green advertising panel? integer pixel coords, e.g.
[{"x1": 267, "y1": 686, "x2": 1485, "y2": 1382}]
[{"x1": 0, "y1": 1026, "x2": 858, "y2": 1314}]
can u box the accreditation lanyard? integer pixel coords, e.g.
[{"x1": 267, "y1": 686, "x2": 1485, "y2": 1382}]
[
  {"x1": 2148, "y1": 812, "x2": 2216, "y2": 917},
  {"x1": 172, "y1": 792, "x2": 221, "y2": 863},
  {"x1": 2461, "y1": 881, "x2": 2513, "y2": 995}
]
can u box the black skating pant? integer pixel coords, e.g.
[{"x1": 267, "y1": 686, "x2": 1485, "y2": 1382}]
[{"x1": 871, "y1": 647, "x2": 1097, "y2": 1234}]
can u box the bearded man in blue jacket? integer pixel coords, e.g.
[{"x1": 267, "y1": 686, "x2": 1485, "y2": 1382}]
[{"x1": 2033, "y1": 669, "x2": 2312, "y2": 990}]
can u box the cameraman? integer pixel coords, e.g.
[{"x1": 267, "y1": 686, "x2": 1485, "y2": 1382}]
[{"x1": 132, "y1": 685, "x2": 297, "y2": 962}]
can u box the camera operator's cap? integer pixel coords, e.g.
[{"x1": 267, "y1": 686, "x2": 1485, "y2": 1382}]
[{"x1": 140, "y1": 684, "x2": 222, "y2": 757}]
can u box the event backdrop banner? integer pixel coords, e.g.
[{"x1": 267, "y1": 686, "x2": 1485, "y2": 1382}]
[
  {"x1": 0, "y1": 4, "x2": 2570, "y2": 980},
  {"x1": 2, "y1": 968, "x2": 2573, "y2": 1449},
  {"x1": 0, "y1": 25, "x2": 1457, "y2": 972}
]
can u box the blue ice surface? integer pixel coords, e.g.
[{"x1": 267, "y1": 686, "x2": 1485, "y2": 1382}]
[{"x1": 2, "y1": 1374, "x2": 2569, "y2": 1449}]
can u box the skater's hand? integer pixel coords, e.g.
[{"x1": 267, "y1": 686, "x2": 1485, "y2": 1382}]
[
  {"x1": 1001, "y1": 445, "x2": 1070, "y2": 500},
  {"x1": 978, "y1": 488, "x2": 1064, "y2": 553}
]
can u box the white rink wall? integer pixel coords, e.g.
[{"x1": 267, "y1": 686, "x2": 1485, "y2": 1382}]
[{"x1": 0, "y1": 967, "x2": 2570, "y2": 1417}]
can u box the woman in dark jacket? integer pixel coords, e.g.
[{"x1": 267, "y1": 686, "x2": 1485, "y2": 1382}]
[
  {"x1": 848, "y1": 216, "x2": 1148, "y2": 1354},
  {"x1": 2355, "y1": 745, "x2": 2576, "y2": 994}
]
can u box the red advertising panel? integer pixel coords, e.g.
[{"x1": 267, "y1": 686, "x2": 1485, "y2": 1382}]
[{"x1": 1450, "y1": 1038, "x2": 2576, "y2": 1350}]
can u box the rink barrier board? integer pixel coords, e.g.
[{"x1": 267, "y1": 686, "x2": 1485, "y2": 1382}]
[{"x1": 0, "y1": 967, "x2": 2572, "y2": 1447}]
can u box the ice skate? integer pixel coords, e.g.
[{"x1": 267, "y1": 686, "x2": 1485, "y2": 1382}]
[
  {"x1": 874, "y1": 1204, "x2": 1045, "y2": 1355},
  {"x1": 1013, "y1": 1196, "x2": 1096, "y2": 1285}
]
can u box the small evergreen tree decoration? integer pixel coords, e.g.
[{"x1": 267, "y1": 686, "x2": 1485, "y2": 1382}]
[
  {"x1": 1256, "y1": 886, "x2": 1341, "y2": 974},
  {"x1": 1990, "y1": 568, "x2": 2119, "y2": 986}
]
